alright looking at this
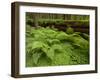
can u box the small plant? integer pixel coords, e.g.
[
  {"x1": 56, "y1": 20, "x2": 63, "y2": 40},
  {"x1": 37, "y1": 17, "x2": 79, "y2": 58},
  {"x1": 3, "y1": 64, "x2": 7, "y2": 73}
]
[{"x1": 66, "y1": 27, "x2": 74, "y2": 34}]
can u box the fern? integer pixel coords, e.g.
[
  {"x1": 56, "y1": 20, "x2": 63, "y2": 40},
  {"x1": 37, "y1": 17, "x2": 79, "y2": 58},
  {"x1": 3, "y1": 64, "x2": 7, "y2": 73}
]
[{"x1": 26, "y1": 26, "x2": 89, "y2": 67}]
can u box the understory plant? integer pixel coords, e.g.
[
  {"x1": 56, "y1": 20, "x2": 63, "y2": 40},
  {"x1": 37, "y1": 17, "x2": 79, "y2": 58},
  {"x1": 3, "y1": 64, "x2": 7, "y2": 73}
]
[{"x1": 26, "y1": 25, "x2": 89, "y2": 67}]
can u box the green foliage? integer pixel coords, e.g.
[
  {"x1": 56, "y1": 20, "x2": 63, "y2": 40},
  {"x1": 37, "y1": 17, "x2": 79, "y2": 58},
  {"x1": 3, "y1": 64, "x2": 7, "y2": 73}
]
[
  {"x1": 66, "y1": 27, "x2": 74, "y2": 34},
  {"x1": 26, "y1": 26, "x2": 89, "y2": 67}
]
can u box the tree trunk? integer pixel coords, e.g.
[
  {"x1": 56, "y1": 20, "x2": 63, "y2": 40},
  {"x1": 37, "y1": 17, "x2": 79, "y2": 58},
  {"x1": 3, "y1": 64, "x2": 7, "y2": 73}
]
[{"x1": 33, "y1": 13, "x2": 39, "y2": 27}]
